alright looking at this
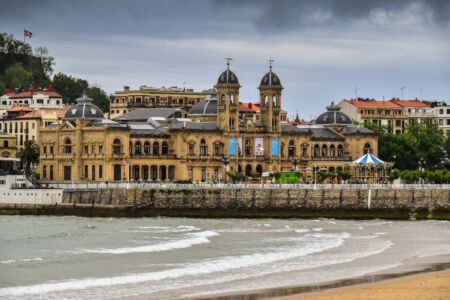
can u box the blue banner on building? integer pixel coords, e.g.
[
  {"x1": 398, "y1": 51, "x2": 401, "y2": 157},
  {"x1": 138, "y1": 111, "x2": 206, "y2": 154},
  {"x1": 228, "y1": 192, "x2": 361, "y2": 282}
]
[
  {"x1": 272, "y1": 139, "x2": 279, "y2": 156},
  {"x1": 229, "y1": 138, "x2": 236, "y2": 155}
]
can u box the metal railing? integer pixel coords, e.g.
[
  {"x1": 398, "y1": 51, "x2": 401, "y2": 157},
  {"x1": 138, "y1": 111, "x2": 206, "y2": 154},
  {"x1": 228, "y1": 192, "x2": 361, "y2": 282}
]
[{"x1": 45, "y1": 182, "x2": 450, "y2": 190}]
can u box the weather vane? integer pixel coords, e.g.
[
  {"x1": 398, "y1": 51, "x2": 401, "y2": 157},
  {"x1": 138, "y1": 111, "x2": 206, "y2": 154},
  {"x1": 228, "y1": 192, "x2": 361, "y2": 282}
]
[
  {"x1": 225, "y1": 57, "x2": 232, "y2": 69},
  {"x1": 268, "y1": 56, "x2": 274, "y2": 70}
]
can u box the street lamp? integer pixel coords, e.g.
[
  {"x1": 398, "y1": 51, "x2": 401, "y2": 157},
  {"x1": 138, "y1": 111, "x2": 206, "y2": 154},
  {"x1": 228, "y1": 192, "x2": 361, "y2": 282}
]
[
  {"x1": 291, "y1": 157, "x2": 300, "y2": 172},
  {"x1": 221, "y1": 155, "x2": 230, "y2": 183}
]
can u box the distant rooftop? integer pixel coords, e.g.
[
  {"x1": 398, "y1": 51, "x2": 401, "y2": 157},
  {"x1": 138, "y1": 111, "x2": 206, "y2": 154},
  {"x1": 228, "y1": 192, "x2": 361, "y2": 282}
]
[{"x1": 116, "y1": 85, "x2": 205, "y2": 94}]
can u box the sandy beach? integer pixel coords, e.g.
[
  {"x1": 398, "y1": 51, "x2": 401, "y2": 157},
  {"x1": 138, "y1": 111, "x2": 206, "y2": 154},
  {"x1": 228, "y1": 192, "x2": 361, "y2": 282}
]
[{"x1": 276, "y1": 269, "x2": 450, "y2": 300}]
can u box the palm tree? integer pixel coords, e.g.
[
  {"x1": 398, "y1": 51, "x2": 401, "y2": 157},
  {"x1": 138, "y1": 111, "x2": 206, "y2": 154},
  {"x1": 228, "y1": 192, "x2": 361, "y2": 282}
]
[{"x1": 18, "y1": 140, "x2": 40, "y2": 175}]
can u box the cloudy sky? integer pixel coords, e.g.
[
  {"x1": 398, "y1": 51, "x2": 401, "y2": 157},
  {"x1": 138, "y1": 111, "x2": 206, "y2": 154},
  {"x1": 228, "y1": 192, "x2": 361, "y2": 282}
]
[{"x1": 1, "y1": 0, "x2": 449, "y2": 119}]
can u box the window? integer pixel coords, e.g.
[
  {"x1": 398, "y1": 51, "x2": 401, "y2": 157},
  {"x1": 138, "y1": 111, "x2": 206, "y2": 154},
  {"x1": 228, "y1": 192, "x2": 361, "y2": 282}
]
[
  {"x1": 288, "y1": 140, "x2": 295, "y2": 157},
  {"x1": 330, "y1": 145, "x2": 335, "y2": 157},
  {"x1": 447, "y1": 119, "x2": 450, "y2": 125},
  {"x1": 84, "y1": 146, "x2": 88, "y2": 154},
  {"x1": 188, "y1": 144, "x2": 194, "y2": 155},
  {"x1": 322, "y1": 145, "x2": 328, "y2": 157},
  {"x1": 201, "y1": 167, "x2": 206, "y2": 182},
  {"x1": 99, "y1": 145, "x2": 103, "y2": 153},
  {"x1": 447, "y1": 109, "x2": 450, "y2": 114},
  {"x1": 338, "y1": 145, "x2": 343, "y2": 157},
  {"x1": 65, "y1": 138, "x2": 72, "y2": 154},
  {"x1": 64, "y1": 166, "x2": 71, "y2": 181},
  {"x1": 99, "y1": 165, "x2": 103, "y2": 179},
  {"x1": 395, "y1": 120, "x2": 401, "y2": 126},
  {"x1": 43, "y1": 165, "x2": 47, "y2": 178},
  {"x1": 439, "y1": 119, "x2": 444, "y2": 125},
  {"x1": 43, "y1": 146, "x2": 46, "y2": 154},
  {"x1": 50, "y1": 165, "x2": 53, "y2": 180},
  {"x1": 135, "y1": 141, "x2": 141, "y2": 154},
  {"x1": 113, "y1": 139, "x2": 121, "y2": 154},
  {"x1": 363, "y1": 143, "x2": 372, "y2": 154},
  {"x1": 200, "y1": 139, "x2": 207, "y2": 156},
  {"x1": 214, "y1": 146, "x2": 220, "y2": 155},
  {"x1": 245, "y1": 139, "x2": 251, "y2": 156},
  {"x1": 92, "y1": 145, "x2": 96, "y2": 154},
  {"x1": 153, "y1": 142, "x2": 159, "y2": 155},
  {"x1": 162, "y1": 142, "x2": 168, "y2": 155},
  {"x1": 50, "y1": 146, "x2": 54, "y2": 154},
  {"x1": 84, "y1": 165, "x2": 88, "y2": 178},
  {"x1": 92, "y1": 165, "x2": 96, "y2": 180},
  {"x1": 314, "y1": 145, "x2": 320, "y2": 157},
  {"x1": 302, "y1": 147, "x2": 307, "y2": 157},
  {"x1": 144, "y1": 142, "x2": 150, "y2": 155}
]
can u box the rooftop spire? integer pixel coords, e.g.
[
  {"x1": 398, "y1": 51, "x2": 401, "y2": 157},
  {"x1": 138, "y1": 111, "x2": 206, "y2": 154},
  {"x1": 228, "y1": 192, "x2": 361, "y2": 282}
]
[
  {"x1": 225, "y1": 57, "x2": 232, "y2": 70},
  {"x1": 268, "y1": 56, "x2": 274, "y2": 71}
]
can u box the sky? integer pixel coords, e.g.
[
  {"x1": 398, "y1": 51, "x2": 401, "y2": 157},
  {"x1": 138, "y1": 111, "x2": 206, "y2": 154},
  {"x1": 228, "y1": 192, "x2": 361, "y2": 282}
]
[{"x1": 1, "y1": 0, "x2": 449, "y2": 120}]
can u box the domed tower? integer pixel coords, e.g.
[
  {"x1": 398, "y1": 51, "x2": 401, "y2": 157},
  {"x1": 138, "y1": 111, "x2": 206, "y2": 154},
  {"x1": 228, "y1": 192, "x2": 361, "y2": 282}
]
[
  {"x1": 258, "y1": 60, "x2": 283, "y2": 132},
  {"x1": 215, "y1": 58, "x2": 240, "y2": 131}
]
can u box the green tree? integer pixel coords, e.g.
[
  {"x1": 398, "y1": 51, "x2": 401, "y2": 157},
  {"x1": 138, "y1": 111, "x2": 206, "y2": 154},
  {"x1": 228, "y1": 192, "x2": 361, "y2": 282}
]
[
  {"x1": 34, "y1": 46, "x2": 54, "y2": 78},
  {"x1": 86, "y1": 85, "x2": 110, "y2": 112},
  {"x1": 52, "y1": 72, "x2": 88, "y2": 104},
  {"x1": 226, "y1": 172, "x2": 244, "y2": 183},
  {"x1": 4, "y1": 63, "x2": 33, "y2": 89},
  {"x1": 17, "y1": 140, "x2": 40, "y2": 175}
]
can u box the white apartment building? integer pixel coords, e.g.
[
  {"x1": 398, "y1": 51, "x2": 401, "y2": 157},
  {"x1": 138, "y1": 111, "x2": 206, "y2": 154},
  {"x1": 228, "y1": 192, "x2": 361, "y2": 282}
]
[
  {"x1": 0, "y1": 86, "x2": 64, "y2": 117},
  {"x1": 434, "y1": 106, "x2": 450, "y2": 134}
]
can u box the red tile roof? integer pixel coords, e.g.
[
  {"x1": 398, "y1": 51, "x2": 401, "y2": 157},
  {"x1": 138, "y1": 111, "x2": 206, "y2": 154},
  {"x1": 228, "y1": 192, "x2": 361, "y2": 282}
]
[
  {"x1": 345, "y1": 100, "x2": 402, "y2": 108},
  {"x1": 239, "y1": 102, "x2": 260, "y2": 112},
  {"x1": 390, "y1": 99, "x2": 430, "y2": 107},
  {"x1": 5, "y1": 91, "x2": 62, "y2": 99},
  {"x1": 16, "y1": 107, "x2": 70, "y2": 119},
  {"x1": 7, "y1": 106, "x2": 33, "y2": 112}
]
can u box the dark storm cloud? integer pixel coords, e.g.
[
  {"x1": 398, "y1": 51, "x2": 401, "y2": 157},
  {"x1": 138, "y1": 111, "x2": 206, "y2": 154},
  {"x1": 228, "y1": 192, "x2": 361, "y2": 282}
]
[{"x1": 212, "y1": 0, "x2": 450, "y2": 32}]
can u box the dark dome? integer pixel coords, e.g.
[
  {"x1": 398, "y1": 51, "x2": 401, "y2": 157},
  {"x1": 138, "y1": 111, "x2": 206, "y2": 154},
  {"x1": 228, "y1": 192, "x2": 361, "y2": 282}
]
[
  {"x1": 315, "y1": 103, "x2": 352, "y2": 125},
  {"x1": 260, "y1": 69, "x2": 281, "y2": 86},
  {"x1": 217, "y1": 68, "x2": 239, "y2": 84},
  {"x1": 64, "y1": 95, "x2": 104, "y2": 119},
  {"x1": 189, "y1": 99, "x2": 217, "y2": 115}
]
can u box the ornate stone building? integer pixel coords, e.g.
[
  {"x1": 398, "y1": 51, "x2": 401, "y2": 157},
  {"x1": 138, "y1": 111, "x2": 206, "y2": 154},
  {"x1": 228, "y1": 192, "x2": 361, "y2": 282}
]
[{"x1": 39, "y1": 63, "x2": 378, "y2": 183}]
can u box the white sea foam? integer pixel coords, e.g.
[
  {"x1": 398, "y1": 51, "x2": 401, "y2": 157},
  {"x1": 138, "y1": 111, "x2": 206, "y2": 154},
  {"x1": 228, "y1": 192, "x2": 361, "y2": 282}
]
[
  {"x1": 76, "y1": 230, "x2": 218, "y2": 254},
  {"x1": 0, "y1": 232, "x2": 349, "y2": 297},
  {"x1": 1, "y1": 257, "x2": 42, "y2": 264},
  {"x1": 312, "y1": 228, "x2": 323, "y2": 232},
  {"x1": 294, "y1": 229, "x2": 310, "y2": 233}
]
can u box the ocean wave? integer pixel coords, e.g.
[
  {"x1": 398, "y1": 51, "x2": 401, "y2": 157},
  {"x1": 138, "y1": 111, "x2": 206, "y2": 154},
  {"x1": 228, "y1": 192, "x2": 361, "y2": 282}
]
[
  {"x1": 131, "y1": 225, "x2": 198, "y2": 233},
  {"x1": 0, "y1": 232, "x2": 347, "y2": 297},
  {"x1": 74, "y1": 230, "x2": 218, "y2": 255},
  {"x1": 1, "y1": 257, "x2": 43, "y2": 264}
]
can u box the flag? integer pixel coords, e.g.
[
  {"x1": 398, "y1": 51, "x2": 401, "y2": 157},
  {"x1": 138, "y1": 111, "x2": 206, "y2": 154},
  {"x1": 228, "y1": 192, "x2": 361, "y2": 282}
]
[{"x1": 24, "y1": 29, "x2": 32, "y2": 38}]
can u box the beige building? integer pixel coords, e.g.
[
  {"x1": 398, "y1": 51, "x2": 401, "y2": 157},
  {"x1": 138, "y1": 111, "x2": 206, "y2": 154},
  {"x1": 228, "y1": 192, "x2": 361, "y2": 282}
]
[
  {"x1": 39, "y1": 64, "x2": 378, "y2": 183},
  {"x1": 434, "y1": 105, "x2": 450, "y2": 134},
  {"x1": 110, "y1": 85, "x2": 206, "y2": 119},
  {"x1": 0, "y1": 106, "x2": 69, "y2": 148}
]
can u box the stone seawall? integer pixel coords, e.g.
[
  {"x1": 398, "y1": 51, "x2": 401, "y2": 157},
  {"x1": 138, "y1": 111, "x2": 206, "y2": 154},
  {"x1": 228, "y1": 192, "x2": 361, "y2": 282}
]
[{"x1": 1, "y1": 186, "x2": 449, "y2": 219}]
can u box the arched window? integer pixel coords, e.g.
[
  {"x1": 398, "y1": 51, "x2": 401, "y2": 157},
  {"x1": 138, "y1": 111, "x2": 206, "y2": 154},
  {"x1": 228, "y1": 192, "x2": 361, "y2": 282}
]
[
  {"x1": 330, "y1": 145, "x2": 336, "y2": 157},
  {"x1": 135, "y1": 141, "x2": 141, "y2": 154},
  {"x1": 264, "y1": 95, "x2": 269, "y2": 105},
  {"x1": 288, "y1": 140, "x2": 295, "y2": 157},
  {"x1": 272, "y1": 96, "x2": 276, "y2": 106},
  {"x1": 113, "y1": 139, "x2": 121, "y2": 154},
  {"x1": 162, "y1": 142, "x2": 169, "y2": 155},
  {"x1": 144, "y1": 142, "x2": 150, "y2": 155},
  {"x1": 64, "y1": 138, "x2": 72, "y2": 154},
  {"x1": 153, "y1": 142, "x2": 159, "y2": 155},
  {"x1": 256, "y1": 165, "x2": 263, "y2": 175},
  {"x1": 200, "y1": 139, "x2": 207, "y2": 156},
  {"x1": 363, "y1": 143, "x2": 372, "y2": 154},
  {"x1": 230, "y1": 94, "x2": 234, "y2": 104},
  {"x1": 314, "y1": 144, "x2": 320, "y2": 157},
  {"x1": 221, "y1": 94, "x2": 225, "y2": 105},
  {"x1": 338, "y1": 145, "x2": 343, "y2": 157},
  {"x1": 322, "y1": 145, "x2": 328, "y2": 157}
]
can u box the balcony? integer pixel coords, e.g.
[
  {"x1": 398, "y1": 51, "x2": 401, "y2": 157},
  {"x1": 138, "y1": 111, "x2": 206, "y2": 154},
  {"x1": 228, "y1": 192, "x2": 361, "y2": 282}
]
[{"x1": 311, "y1": 156, "x2": 352, "y2": 161}]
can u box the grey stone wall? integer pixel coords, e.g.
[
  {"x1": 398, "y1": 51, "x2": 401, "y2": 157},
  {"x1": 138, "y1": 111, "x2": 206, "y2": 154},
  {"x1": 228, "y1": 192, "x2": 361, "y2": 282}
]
[{"x1": 61, "y1": 187, "x2": 450, "y2": 214}]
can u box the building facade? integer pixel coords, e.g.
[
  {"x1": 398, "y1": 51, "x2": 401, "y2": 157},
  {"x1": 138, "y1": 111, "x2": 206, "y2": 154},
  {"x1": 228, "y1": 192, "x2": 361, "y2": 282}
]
[
  {"x1": 434, "y1": 105, "x2": 450, "y2": 134},
  {"x1": 110, "y1": 85, "x2": 207, "y2": 119},
  {"x1": 0, "y1": 106, "x2": 69, "y2": 148},
  {"x1": 0, "y1": 86, "x2": 64, "y2": 117},
  {"x1": 39, "y1": 64, "x2": 378, "y2": 183}
]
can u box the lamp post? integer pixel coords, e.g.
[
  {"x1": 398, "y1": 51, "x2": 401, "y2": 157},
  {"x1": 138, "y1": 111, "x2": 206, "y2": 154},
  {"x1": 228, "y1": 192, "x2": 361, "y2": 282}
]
[
  {"x1": 314, "y1": 165, "x2": 317, "y2": 189},
  {"x1": 291, "y1": 157, "x2": 300, "y2": 172},
  {"x1": 222, "y1": 155, "x2": 230, "y2": 184}
]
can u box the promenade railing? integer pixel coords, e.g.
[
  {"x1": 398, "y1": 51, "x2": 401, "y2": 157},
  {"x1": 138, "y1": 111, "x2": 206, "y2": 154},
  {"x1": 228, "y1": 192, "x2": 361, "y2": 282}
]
[{"x1": 45, "y1": 182, "x2": 450, "y2": 190}]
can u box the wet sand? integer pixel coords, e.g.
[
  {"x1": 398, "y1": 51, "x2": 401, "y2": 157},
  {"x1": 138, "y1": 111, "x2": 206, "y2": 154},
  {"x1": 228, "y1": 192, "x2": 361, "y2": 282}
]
[{"x1": 275, "y1": 269, "x2": 450, "y2": 300}]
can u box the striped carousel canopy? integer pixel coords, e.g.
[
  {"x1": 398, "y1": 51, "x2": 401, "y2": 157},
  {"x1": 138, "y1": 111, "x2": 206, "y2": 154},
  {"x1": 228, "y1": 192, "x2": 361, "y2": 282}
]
[{"x1": 352, "y1": 153, "x2": 384, "y2": 164}]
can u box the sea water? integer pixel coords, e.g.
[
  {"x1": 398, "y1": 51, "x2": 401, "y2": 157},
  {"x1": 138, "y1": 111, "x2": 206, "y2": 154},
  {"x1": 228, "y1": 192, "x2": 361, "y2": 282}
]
[{"x1": 0, "y1": 216, "x2": 449, "y2": 299}]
